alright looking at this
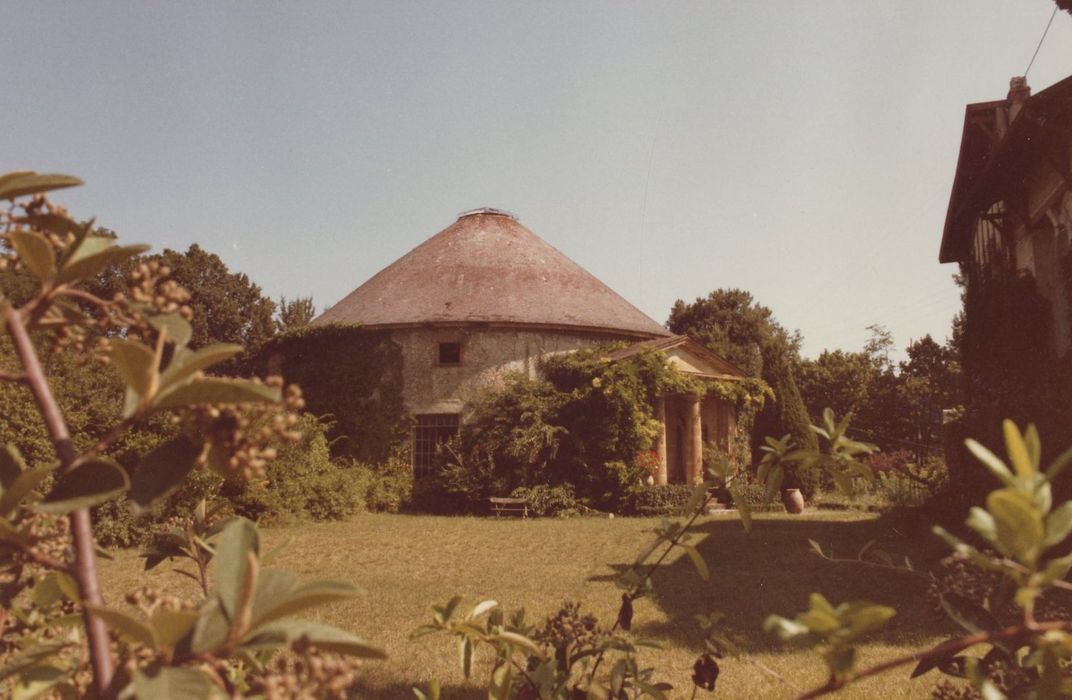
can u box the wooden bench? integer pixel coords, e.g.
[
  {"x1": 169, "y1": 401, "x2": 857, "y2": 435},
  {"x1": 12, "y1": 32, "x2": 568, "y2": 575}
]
[{"x1": 489, "y1": 497, "x2": 529, "y2": 518}]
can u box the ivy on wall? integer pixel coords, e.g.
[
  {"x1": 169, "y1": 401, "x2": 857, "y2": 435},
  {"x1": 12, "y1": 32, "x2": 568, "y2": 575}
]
[
  {"x1": 955, "y1": 253, "x2": 1072, "y2": 502},
  {"x1": 258, "y1": 324, "x2": 410, "y2": 464},
  {"x1": 426, "y1": 343, "x2": 771, "y2": 513}
]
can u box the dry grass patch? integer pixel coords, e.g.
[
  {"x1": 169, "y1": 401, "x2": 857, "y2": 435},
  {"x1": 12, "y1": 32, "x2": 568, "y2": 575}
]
[{"x1": 99, "y1": 510, "x2": 951, "y2": 699}]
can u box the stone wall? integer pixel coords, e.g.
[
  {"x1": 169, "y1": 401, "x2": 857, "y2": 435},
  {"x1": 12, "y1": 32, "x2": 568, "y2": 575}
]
[{"x1": 391, "y1": 326, "x2": 626, "y2": 415}]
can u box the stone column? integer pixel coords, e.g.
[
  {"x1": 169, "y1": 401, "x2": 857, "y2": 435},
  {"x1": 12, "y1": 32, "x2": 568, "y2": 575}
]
[
  {"x1": 654, "y1": 395, "x2": 668, "y2": 485},
  {"x1": 686, "y1": 396, "x2": 703, "y2": 484}
]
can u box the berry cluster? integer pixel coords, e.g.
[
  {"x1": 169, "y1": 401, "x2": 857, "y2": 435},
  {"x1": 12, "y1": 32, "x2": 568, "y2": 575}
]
[
  {"x1": 124, "y1": 585, "x2": 197, "y2": 617},
  {"x1": 115, "y1": 260, "x2": 193, "y2": 326},
  {"x1": 180, "y1": 377, "x2": 305, "y2": 481},
  {"x1": 247, "y1": 640, "x2": 362, "y2": 699},
  {"x1": 534, "y1": 601, "x2": 606, "y2": 671}
]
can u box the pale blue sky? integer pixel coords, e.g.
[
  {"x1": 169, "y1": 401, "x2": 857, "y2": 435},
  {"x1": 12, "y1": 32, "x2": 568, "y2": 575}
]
[{"x1": 4, "y1": 2, "x2": 1071, "y2": 360}]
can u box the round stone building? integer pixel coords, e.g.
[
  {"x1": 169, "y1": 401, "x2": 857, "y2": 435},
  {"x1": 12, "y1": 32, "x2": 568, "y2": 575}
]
[{"x1": 314, "y1": 208, "x2": 744, "y2": 483}]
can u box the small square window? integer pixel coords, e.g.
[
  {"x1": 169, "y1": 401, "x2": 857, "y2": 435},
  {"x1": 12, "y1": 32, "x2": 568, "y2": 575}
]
[{"x1": 438, "y1": 342, "x2": 462, "y2": 365}]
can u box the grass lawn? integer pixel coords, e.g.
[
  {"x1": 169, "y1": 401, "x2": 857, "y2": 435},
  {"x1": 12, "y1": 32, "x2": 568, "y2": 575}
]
[{"x1": 99, "y1": 509, "x2": 954, "y2": 699}]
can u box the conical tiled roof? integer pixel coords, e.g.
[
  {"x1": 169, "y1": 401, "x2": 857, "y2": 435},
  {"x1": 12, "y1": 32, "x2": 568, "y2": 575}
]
[{"x1": 315, "y1": 209, "x2": 670, "y2": 338}]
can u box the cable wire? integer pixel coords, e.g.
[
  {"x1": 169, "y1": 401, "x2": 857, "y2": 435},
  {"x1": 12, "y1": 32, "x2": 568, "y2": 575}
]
[{"x1": 1025, "y1": 6, "x2": 1059, "y2": 77}]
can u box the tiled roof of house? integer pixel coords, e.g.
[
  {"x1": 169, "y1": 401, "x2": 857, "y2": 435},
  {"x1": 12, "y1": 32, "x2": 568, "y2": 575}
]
[
  {"x1": 315, "y1": 208, "x2": 671, "y2": 339},
  {"x1": 940, "y1": 74, "x2": 1072, "y2": 263}
]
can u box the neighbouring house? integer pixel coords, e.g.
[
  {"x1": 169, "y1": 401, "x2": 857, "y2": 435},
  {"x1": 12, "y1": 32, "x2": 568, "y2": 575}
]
[
  {"x1": 940, "y1": 74, "x2": 1072, "y2": 353},
  {"x1": 313, "y1": 208, "x2": 745, "y2": 482},
  {"x1": 940, "y1": 73, "x2": 1072, "y2": 495}
]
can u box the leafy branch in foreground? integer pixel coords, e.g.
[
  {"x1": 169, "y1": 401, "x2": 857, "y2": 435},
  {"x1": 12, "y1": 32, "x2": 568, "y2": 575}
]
[
  {"x1": 0, "y1": 172, "x2": 384, "y2": 698},
  {"x1": 766, "y1": 419, "x2": 1072, "y2": 699}
]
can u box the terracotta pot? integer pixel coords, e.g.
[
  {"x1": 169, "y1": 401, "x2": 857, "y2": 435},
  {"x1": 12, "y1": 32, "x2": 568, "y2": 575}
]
[{"x1": 783, "y1": 488, "x2": 805, "y2": 514}]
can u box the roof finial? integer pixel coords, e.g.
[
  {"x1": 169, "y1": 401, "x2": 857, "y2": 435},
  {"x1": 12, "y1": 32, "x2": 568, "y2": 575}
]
[{"x1": 457, "y1": 207, "x2": 517, "y2": 220}]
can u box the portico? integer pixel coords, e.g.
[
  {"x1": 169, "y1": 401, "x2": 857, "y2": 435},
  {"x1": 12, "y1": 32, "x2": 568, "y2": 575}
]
[{"x1": 611, "y1": 335, "x2": 744, "y2": 485}]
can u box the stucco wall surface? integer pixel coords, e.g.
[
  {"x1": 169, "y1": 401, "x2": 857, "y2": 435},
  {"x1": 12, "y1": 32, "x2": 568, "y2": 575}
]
[{"x1": 392, "y1": 326, "x2": 619, "y2": 415}]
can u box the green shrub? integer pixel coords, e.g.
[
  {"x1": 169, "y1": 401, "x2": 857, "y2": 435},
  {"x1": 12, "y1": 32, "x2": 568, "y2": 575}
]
[
  {"x1": 726, "y1": 480, "x2": 768, "y2": 508},
  {"x1": 510, "y1": 484, "x2": 582, "y2": 517},
  {"x1": 94, "y1": 458, "x2": 225, "y2": 548},
  {"x1": 417, "y1": 445, "x2": 500, "y2": 514},
  {"x1": 92, "y1": 499, "x2": 147, "y2": 549},
  {"x1": 227, "y1": 414, "x2": 366, "y2": 523},
  {"x1": 625, "y1": 484, "x2": 694, "y2": 516},
  {"x1": 350, "y1": 450, "x2": 413, "y2": 513}
]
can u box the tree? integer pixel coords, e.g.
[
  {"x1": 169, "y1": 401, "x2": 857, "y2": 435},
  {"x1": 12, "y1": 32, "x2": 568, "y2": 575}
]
[
  {"x1": 276, "y1": 295, "x2": 316, "y2": 333},
  {"x1": 796, "y1": 349, "x2": 876, "y2": 422},
  {"x1": 667, "y1": 289, "x2": 818, "y2": 472},
  {"x1": 155, "y1": 244, "x2": 276, "y2": 352},
  {"x1": 897, "y1": 334, "x2": 961, "y2": 445}
]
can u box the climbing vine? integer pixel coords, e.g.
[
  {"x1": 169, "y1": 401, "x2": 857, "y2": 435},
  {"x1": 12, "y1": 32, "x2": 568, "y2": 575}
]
[{"x1": 258, "y1": 324, "x2": 410, "y2": 464}]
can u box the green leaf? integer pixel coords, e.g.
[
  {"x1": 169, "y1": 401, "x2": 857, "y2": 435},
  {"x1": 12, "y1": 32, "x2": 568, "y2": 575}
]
[
  {"x1": 763, "y1": 614, "x2": 810, "y2": 641},
  {"x1": 493, "y1": 631, "x2": 544, "y2": 657},
  {"x1": 466, "y1": 599, "x2": 498, "y2": 621},
  {"x1": 0, "y1": 465, "x2": 52, "y2": 517},
  {"x1": 9, "y1": 229, "x2": 56, "y2": 282},
  {"x1": 844, "y1": 602, "x2": 895, "y2": 636},
  {"x1": 939, "y1": 592, "x2": 1001, "y2": 636},
  {"x1": 1046, "y1": 446, "x2": 1072, "y2": 481},
  {"x1": 86, "y1": 604, "x2": 157, "y2": 649},
  {"x1": 413, "y1": 680, "x2": 441, "y2": 700},
  {"x1": 0, "y1": 172, "x2": 81, "y2": 201},
  {"x1": 150, "y1": 610, "x2": 199, "y2": 650},
  {"x1": 214, "y1": 518, "x2": 259, "y2": 619},
  {"x1": 0, "y1": 642, "x2": 69, "y2": 683},
  {"x1": 1040, "y1": 553, "x2": 1072, "y2": 585},
  {"x1": 458, "y1": 636, "x2": 473, "y2": 678},
  {"x1": 38, "y1": 460, "x2": 128, "y2": 514},
  {"x1": 33, "y1": 572, "x2": 67, "y2": 609},
  {"x1": 1024, "y1": 424, "x2": 1042, "y2": 474},
  {"x1": 133, "y1": 665, "x2": 220, "y2": 700},
  {"x1": 252, "y1": 580, "x2": 360, "y2": 628},
  {"x1": 684, "y1": 483, "x2": 709, "y2": 515},
  {"x1": 965, "y1": 439, "x2": 1015, "y2": 486},
  {"x1": 247, "y1": 568, "x2": 298, "y2": 619},
  {"x1": 241, "y1": 620, "x2": 386, "y2": 658},
  {"x1": 966, "y1": 507, "x2": 998, "y2": 546},
  {"x1": 122, "y1": 385, "x2": 140, "y2": 419},
  {"x1": 15, "y1": 213, "x2": 83, "y2": 238},
  {"x1": 1045, "y1": 502, "x2": 1072, "y2": 548},
  {"x1": 149, "y1": 313, "x2": 193, "y2": 350},
  {"x1": 489, "y1": 663, "x2": 511, "y2": 700},
  {"x1": 987, "y1": 488, "x2": 1044, "y2": 563},
  {"x1": 56, "y1": 242, "x2": 148, "y2": 285},
  {"x1": 189, "y1": 598, "x2": 230, "y2": 655},
  {"x1": 54, "y1": 570, "x2": 79, "y2": 603},
  {"x1": 110, "y1": 339, "x2": 157, "y2": 400},
  {"x1": 965, "y1": 657, "x2": 1007, "y2": 700},
  {"x1": 798, "y1": 609, "x2": 840, "y2": 636},
  {"x1": 153, "y1": 377, "x2": 279, "y2": 412},
  {"x1": 680, "y1": 543, "x2": 710, "y2": 581},
  {"x1": 129, "y1": 436, "x2": 202, "y2": 510},
  {"x1": 0, "y1": 444, "x2": 26, "y2": 491},
  {"x1": 159, "y1": 344, "x2": 244, "y2": 390},
  {"x1": 910, "y1": 648, "x2": 959, "y2": 679},
  {"x1": 728, "y1": 485, "x2": 752, "y2": 532},
  {"x1": 1003, "y1": 420, "x2": 1035, "y2": 477},
  {"x1": 12, "y1": 664, "x2": 66, "y2": 700},
  {"x1": 762, "y1": 465, "x2": 784, "y2": 503},
  {"x1": 610, "y1": 657, "x2": 627, "y2": 695}
]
